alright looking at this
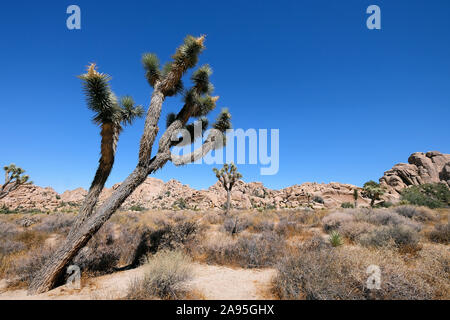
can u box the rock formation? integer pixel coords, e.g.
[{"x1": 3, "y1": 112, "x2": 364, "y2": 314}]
[
  {"x1": 380, "y1": 151, "x2": 450, "y2": 197},
  {"x1": 2, "y1": 151, "x2": 448, "y2": 212}
]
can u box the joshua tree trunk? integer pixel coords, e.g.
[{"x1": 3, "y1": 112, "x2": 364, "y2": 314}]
[
  {"x1": 69, "y1": 123, "x2": 119, "y2": 235},
  {"x1": 354, "y1": 200, "x2": 358, "y2": 208},
  {"x1": 370, "y1": 198, "x2": 375, "y2": 208},
  {"x1": 226, "y1": 189, "x2": 231, "y2": 215}
]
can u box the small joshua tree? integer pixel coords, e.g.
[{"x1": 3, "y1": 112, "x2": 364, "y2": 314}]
[
  {"x1": 0, "y1": 164, "x2": 32, "y2": 199},
  {"x1": 213, "y1": 163, "x2": 242, "y2": 215},
  {"x1": 29, "y1": 35, "x2": 232, "y2": 294},
  {"x1": 362, "y1": 180, "x2": 385, "y2": 208},
  {"x1": 353, "y1": 189, "x2": 359, "y2": 208}
]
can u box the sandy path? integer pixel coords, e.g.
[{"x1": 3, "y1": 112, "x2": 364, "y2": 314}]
[{"x1": 0, "y1": 263, "x2": 276, "y2": 300}]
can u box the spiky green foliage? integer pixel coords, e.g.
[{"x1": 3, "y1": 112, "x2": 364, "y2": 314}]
[
  {"x1": 185, "y1": 117, "x2": 209, "y2": 140},
  {"x1": 120, "y1": 96, "x2": 145, "y2": 126},
  {"x1": 79, "y1": 64, "x2": 120, "y2": 125},
  {"x1": 213, "y1": 108, "x2": 232, "y2": 132},
  {"x1": 79, "y1": 64, "x2": 144, "y2": 127},
  {"x1": 191, "y1": 64, "x2": 213, "y2": 94},
  {"x1": 329, "y1": 231, "x2": 343, "y2": 247},
  {"x1": 142, "y1": 53, "x2": 161, "y2": 87},
  {"x1": 172, "y1": 35, "x2": 206, "y2": 70},
  {"x1": 362, "y1": 180, "x2": 385, "y2": 207}
]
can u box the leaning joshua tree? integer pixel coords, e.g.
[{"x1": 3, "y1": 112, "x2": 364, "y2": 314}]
[
  {"x1": 0, "y1": 164, "x2": 32, "y2": 199},
  {"x1": 213, "y1": 163, "x2": 242, "y2": 215},
  {"x1": 29, "y1": 35, "x2": 232, "y2": 294}
]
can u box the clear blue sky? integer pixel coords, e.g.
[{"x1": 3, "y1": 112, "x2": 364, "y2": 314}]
[{"x1": 1, "y1": 1, "x2": 449, "y2": 193}]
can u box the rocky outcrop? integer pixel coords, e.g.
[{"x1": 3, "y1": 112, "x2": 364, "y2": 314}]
[
  {"x1": 0, "y1": 178, "x2": 366, "y2": 211},
  {"x1": 380, "y1": 151, "x2": 450, "y2": 196},
  {"x1": 3, "y1": 151, "x2": 447, "y2": 212}
]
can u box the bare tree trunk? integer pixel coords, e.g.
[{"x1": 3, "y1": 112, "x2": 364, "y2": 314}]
[
  {"x1": 28, "y1": 155, "x2": 169, "y2": 294},
  {"x1": 226, "y1": 189, "x2": 231, "y2": 215}
]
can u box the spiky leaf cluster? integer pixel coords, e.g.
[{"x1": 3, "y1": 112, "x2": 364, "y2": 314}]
[
  {"x1": 142, "y1": 53, "x2": 161, "y2": 87},
  {"x1": 80, "y1": 64, "x2": 144, "y2": 127},
  {"x1": 213, "y1": 108, "x2": 232, "y2": 132},
  {"x1": 172, "y1": 35, "x2": 206, "y2": 70}
]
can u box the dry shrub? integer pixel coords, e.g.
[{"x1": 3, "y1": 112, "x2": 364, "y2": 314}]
[
  {"x1": 10, "y1": 246, "x2": 55, "y2": 286},
  {"x1": 197, "y1": 231, "x2": 285, "y2": 268},
  {"x1": 322, "y1": 211, "x2": 354, "y2": 232},
  {"x1": 33, "y1": 213, "x2": 75, "y2": 234},
  {"x1": 126, "y1": 250, "x2": 192, "y2": 300},
  {"x1": 338, "y1": 221, "x2": 375, "y2": 242},
  {"x1": 222, "y1": 215, "x2": 250, "y2": 234},
  {"x1": 0, "y1": 221, "x2": 20, "y2": 237},
  {"x1": 358, "y1": 225, "x2": 420, "y2": 250},
  {"x1": 272, "y1": 238, "x2": 437, "y2": 300},
  {"x1": 393, "y1": 205, "x2": 437, "y2": 222},
  {"x1": 73, "y1": 222, "x2": 123, "y2": 275},
  {"x1": 275, "y1": 218, "x2": 302, "y2": 237},
  {"x1": 427, "y1": 223, "x2": 449, "y2": 244}
]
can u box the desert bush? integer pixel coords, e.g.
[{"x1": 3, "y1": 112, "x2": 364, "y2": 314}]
[
  {"x1": 275, "y1": 218, "x2": 301, "y2": 236},
  {"x1": 11, "y1": 246, "x2": 55, "y2": 285},
  {"x1": 33, "y1": 213, "x2": 75, "y2": 234},
  {"x1": 341, "y1": 202, "x2": 354, "y2": 208},
  {"x1": 129, "y1": 205, "x2": 147, "y2": 212},
  {"x1": 0, "y1": 220, "x2": 20, "y2": 237},
  {"x1": 322, "y1": 211, "x2": 354, "y2": 232},
  {"x1": 223, "y1": 216, "x2": 249, "y2": 235},
  {"x1": 272, "y1": 239, "x2": 434, "y2": 300},
  {"x1": 401, "y1": 183, "x2": 450, "y2": 208},
  {"x1": 393, "y1": 205, "x2": 436, "y2": 222},
  {"x1": 313, "y1": 196, "x2": 324, "y2": 204},
  {"x1": 200, "y1": 231, "x2": 285, "y2": 268},
  {"x1": 358, "y1": 225, "x2": 419, "y2": 249},
  {"x1": 249, "y1": 219, "x2": 274, "y2": 233},
  {"x1": 73, "y1": 222, "x2": 122, "y2": 274},
  {"x1": 329, "y1": 231, "x2": 343, "y2": 247},
  {"x1": 0, "y1": 239, "x2": 26, "y2": 255},
  {"x1": 338, "y1": 221, "x2": 375, "y2": 242},
  {"x1": 203, "y1": 212, "x2": 224, "y2": 225},
  {"x1": 427, "y1": 223, "x2": 450, "y2": 244},
  {"x1": 126, "y1": 250, "x2": 192, "y2": 300},
  {"x1": 364, "y1": 209, "x2": 422, "y2": 232}
]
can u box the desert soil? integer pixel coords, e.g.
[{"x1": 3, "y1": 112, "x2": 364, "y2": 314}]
[{"x1": 0, "y1": 263, "x2": 276, "y2": 300}]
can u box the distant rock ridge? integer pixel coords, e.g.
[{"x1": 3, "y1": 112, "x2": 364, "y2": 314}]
[{"x1": 1, "y1": 151, "x2": 448, "y2": 212}]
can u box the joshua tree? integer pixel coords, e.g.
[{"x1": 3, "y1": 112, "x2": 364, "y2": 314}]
[
  {"x1": 0, "y1": 164, "x2": 32, "y2": 199},
  {"x1": 29, "y1": 35, "x2": 232, "y2": 294},
  {"x1": 213, "y1": 163, "x2": 242, "y2": 215},
  {"x1": 70, "y1": 64, "x2": 144, "y2": 234},
  {"x1": 353, "y1": 189, "x2": 359, "y2": 208},
  {"x1": 362, "y1": 180, "x2": 385, "y2": 208}
]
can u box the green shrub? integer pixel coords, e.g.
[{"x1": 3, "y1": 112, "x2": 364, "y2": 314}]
[
  {"x1": 341, "y1": 202, "x2": 354, "y2": 209},
  {"x1": 313, "y1": 196, "x2": 324, "y2": 204},
  {"x1": 129, "y1": 205, "x2": 147, "y2": 212},
  {"x1": 400, "y1": 183, "x2": 450, "y2": 208}
]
